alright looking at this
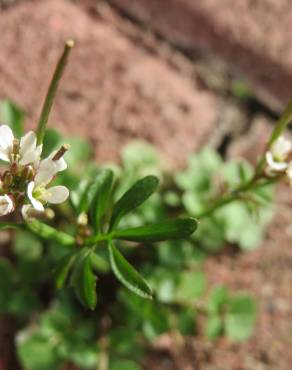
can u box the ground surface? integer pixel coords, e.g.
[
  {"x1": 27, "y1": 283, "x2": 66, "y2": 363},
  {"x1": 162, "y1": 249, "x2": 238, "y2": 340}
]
[{"x1": 0, "y1": 1, "x2": 291, "y2": 369}]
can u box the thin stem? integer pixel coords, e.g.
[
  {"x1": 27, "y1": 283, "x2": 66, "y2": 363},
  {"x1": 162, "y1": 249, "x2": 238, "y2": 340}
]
[
  {"x1": 194, "y1": 176, "x2": 276, "y2": 219},
  {"x1": 255, "y1": 101, "x2": 292, "y2": 176},
  {"x1": 84, "y1": 233, "x2": 112, "y2": 246},
  {"x1": 36, "y1": 40, "x2": 74, "y2": 145}
]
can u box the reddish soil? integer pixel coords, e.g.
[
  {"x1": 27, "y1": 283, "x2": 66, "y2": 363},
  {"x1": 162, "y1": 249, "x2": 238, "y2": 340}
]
[
  {"x1": 0, "y1": 1, "x2": 291, "y2": 370},
  {"x1": 0, "y1": 0, "x2": 222, "y2": 168},
  {"x1": 110, "y1": 0, "x2": 292, "y2": 112}
]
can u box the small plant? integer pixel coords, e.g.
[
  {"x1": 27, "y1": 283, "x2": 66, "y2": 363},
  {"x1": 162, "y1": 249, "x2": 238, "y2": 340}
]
[{"x1": 1, "y1": 41, "x2": 292, "y2": 369}]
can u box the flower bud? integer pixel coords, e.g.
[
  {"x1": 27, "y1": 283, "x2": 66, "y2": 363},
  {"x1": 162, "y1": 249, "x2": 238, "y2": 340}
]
[
  {"x1": 77, "y1": 212, "x2": 88, "y2": 226},
  {"x1": 2, "y1": 171, "x2": 13, "y2": 189},
  {"x1": 21, "y1": 166, "x2": 35, "y2": 182}
]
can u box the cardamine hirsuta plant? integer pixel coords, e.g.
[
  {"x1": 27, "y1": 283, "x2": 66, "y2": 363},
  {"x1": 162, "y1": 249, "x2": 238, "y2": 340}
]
[
  {"x1": 0, "y1": 41, "x2": 292, "y2": 309},
  {"x1": 0, "y1": 40, "x2": 198, "y2": 309}
]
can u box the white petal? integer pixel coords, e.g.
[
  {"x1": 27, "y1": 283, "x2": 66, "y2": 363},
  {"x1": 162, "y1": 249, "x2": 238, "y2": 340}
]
[
  {"x1": 265, "y1": 152, "x2": 288, "y2": 171},
  {"x1": 43, "y1": 186, "x2": 69, "y2": 204},
  {"x1": 272, "y1": 136, "x2": 292, "y2": 159},
  {"x1": 21, "y1": 204, "x2": 32, "y2": 221},
  {"x1": 48, "y1": 151, "x2": 67, "y2": 172},
  {"x1": 54, "y1": 157, "x2": 67, "y2": 172},
  {"x1": 19, "y1": 149, "x2": 41, "y2": 166},
  {"x1": 35, "y1": 160, "x2": 56, "y2": 186},
  {"x1": 0, "y1": 147, "x2": 9, "y2": 162},
  {"x1": 27, "y1": 181, "x2": 44, "y2": 211},
  {"x1": 0, "y1": 195, "x2": 14, "y2": 216},
  {"x1": 0, "y1": 125, "x2": 14, "y2": 149},
  {"x1": 20, "y1": 131, "x2": 36, "y2": 155}
]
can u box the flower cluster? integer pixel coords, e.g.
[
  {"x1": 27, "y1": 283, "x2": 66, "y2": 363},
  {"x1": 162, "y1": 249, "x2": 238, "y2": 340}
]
[
  {"x1": 265, "y1": 136, "x2": 292, "y2": 183},
  {"x1": 0, "y1": 125, "x2": 69, "y2": 220}
]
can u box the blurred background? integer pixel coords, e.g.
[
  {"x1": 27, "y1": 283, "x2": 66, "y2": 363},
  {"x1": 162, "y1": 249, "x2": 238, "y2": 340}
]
[{"x1": 0, "y1": 0, "x2": 292, "y2": 369}]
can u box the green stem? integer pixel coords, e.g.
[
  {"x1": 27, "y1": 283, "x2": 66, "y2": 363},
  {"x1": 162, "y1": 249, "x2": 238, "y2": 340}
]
[
  {"x1": 255, "y1": 101, "x2": 292, "y2": 176},
  {"x1": 36, "y1": 40, "x2": 74, "y2": 145},
  {"x1": 84, "y1": 233, "x2": 112, "y2": 246},
  {"x1": 195, "y1": 176, "x2": 276, "y2": 219}
]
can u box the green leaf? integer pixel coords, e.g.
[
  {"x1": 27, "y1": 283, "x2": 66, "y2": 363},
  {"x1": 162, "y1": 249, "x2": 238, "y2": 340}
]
[
  {"x1": 177, "y1": 309, "x2": 197, "y2": 335},
  {"x1": 109, "y1": 175, "x2": 159, "y2": 231},
  {"x1": 205, "y1": 314, "x2": 223, "y2": 339},
  {"x1": 224, "y1": 295, "x2": 257, "y2": 341},
  {"x1": 111, "y1": 360, "x2": 143, "y2": 370},
  {"x1": 175, "y1": 271, "x2": 206, "y2": 303},
  {"x1": 72, "y1": 252, "x2": 97, "y2": 310},
  {"x1": 113, "y1": 218, "x2": 197, "y2": 242},
  {"x1": 26, "y1": 221, "x2": 75, "y2": 247},
  {"x1": 89, "y1": 169, "x2": 114, "y2": 232},
  {"x1": 17, "y1": 333, "x2": 61, "y2": 370},
  {"x1": 55, "y1": 253, "x2": 77, "y2": 289},
  {"x1": 108, "y1": 241, "x2": 152, "y2": 299},
  {"x1": 0, "y1": 100, "x2": 24, "y2": 138},
  {"x1": 208, "y1": 285, "x2": 229, "y2": 314},
  {"x1": 90, "y1": 252, "x2": 110, "y2": 273}
]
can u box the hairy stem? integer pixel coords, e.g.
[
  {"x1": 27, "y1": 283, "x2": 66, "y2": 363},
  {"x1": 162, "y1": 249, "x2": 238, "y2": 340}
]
[{"x1": 195, "y1": 176, "x2": 276, "y2": 219}]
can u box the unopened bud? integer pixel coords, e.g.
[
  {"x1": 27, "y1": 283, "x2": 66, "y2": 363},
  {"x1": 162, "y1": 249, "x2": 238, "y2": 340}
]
[
  {"x1": 21, "y1": 166, "x2": 35, "y2": 181},
  {"x1": 77, "y1": 212, "x2": 88, "y2": 226},
  {"x1": 45, "y1": 208, "x2": 55, "y2": 220},
  {"x1": 52, "y1": 144, "x2": 70, "y2": 161},
  {"x1": 2, "y1": 171, "x2": 13, "y2": 188}
]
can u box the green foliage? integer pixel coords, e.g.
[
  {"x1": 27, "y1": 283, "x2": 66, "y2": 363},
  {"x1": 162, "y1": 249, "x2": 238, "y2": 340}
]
[
  {"x1": 0, "y1": 100, "x2": 24, "y2": 138},
  {"x1": 224, "y1": 295, "x2": 257, "y2": 341},
  {"x1": 108, "y1": 241, "x2": 153, "y2": 299},
  {"x1": 176, "y1": 148, "x2": 273, "y2": 251},
  {"x1": 0, "y1": 116, "x2": 271, "y2": 369},
  {"x1": 205, "y1": 286, "x2": 257, "y2": 341}
]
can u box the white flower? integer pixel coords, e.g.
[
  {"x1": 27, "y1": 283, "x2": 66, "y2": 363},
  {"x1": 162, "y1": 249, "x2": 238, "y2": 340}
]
[
  {"x1": 27, "y1": 159, "x2": 69, "y2": 211},
  {"x1": 0, "y1": 194, "x2": 14, "y2": 216},
  {"x1": 265, "y1": 136, "x2": 292, "y2": 172},
  {"x1": 0, "y1": 125, "x2": 42, "y2": 166}
]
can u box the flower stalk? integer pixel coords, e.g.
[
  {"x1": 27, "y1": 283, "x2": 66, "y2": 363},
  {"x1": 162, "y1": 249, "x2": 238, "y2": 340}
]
[{"x1": 36, "y1": 40, "x2": 74, "y2": 145}]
